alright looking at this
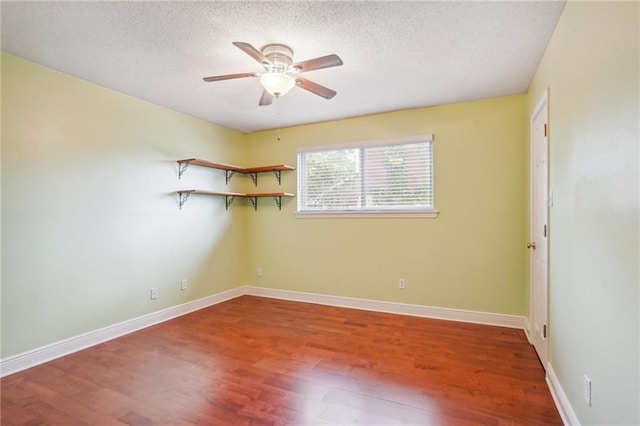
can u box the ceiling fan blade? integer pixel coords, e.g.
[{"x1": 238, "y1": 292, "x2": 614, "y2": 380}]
[
  {"x1": 203, "y1": 72, "x2": 257, "y2": 82},
  {"x1": 295, "y1": 77, "x2": 337, "y2": 99},
  {"x1": 293, "y1": 54, "x2": 343, "y2": 73},
  {"x1": 259, "y1": 90, "x2": 274, "y2": 106},
  {"x1": 233, "y1": 41, "x2": 272, "y2": 67}
]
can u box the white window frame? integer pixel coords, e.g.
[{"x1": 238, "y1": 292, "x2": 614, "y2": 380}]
[{"x1": 296, "y1": 135, "x2": 438, "y2": 218}]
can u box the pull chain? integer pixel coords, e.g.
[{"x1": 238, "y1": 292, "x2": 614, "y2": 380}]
[{"x1": 275, "y1": 97, "x2": 282, "y2": 141}]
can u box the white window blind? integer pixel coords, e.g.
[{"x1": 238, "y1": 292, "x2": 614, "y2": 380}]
[{"x1": 297, "y1": 135, "x2": 434, "y2": 216}]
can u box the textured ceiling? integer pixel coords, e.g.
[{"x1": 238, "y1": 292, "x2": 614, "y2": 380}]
[{"x1": 1, "y1": 1, "x2": 565, "y2": 133}]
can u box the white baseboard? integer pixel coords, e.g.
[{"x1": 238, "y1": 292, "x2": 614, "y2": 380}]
[
  {"x1": 547, "y1": 362, "x2": 580, "y2": 425},
  {"x1": 243, "y1": 286, "x2": 526, "y2": 329},
  {"x1": 0, "y1": 287, "x2": 244, "y2": 377},
  {"x1": 523, "y1": 316, "x2": 533, "y2": 344},
  {"x1": 1, "y1": 285, "x2": 527, "y2": 378}
]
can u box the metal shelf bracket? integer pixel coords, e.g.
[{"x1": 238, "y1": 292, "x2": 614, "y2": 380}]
[
  {"x1": 248, "y1": 196, "x2": 258, "y2": 211},
  {"x1": 225, "y1": 195, "x2": 236, "y2": 210},
  {"x1": 178, "y1": 162, "x2": 190, "y2": 179},
  {"x1": 177, "y1": 191, "x2": 191, "y2": 209},
  {"x1": 273, "y1": 195, "x2": 283, "y2": 210},
  {"x1": 273, "y1": 170, "x2": 282, "y2": 185},
  {"x1": 225, "y1": 170, "x2": 235, "y2": 185},
  {"x1": 249, "y1": 172, "x2": 258, "y2": 186}
]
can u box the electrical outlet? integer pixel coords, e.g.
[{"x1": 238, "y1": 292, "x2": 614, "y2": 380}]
[
  {"x1": 180, "y1": 279, "x2": 188, "y2": 291},
  {"x1": 257, "y1": 267, "x2": 263, "y2": 276},
  {"x1": 150, "y1": 287, "x2": 158, "y2": 300},
  {"x1": 583, "y1": 375, "x2": 592, "y2": 407},
  {"x1": 398, "y1": 278, "x2": 406, "y2": 290}
]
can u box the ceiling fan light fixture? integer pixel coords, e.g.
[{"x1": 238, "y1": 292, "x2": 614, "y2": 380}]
[
  {"x1": 260, "y1": 72, "x2": 295, "y2": 97},
  {"x1": 203, "y1": 42, "x2": 343, "y2": 106}
]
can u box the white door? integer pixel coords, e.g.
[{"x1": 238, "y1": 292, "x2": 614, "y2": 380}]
[{"x1": 530, "y1": 91, "x2": 549, "y2": 368}]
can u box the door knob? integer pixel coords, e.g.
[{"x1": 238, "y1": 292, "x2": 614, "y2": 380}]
[{"x1": 527, "y1": 242, "x2": 537, "y2": 249}]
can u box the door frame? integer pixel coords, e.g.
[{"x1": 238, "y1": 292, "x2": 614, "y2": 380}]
[{"x1": 529, "y1": 88, "x2": 550, "y2": 368}]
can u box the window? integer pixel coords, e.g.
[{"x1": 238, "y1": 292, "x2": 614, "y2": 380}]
[{"x1": 297, "y1": 135, "x2": 436, "y2": 217}]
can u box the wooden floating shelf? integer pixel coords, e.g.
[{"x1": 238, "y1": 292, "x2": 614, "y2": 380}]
[
  {"x1": 175, "y1": 158, "x2": 295, "y2": 210},
  {"x1": 178, "y1": 159, "x2": 245, "y2": 172},
  {"x1": 177, "y1": 158, "x2": 294, "y2": 185},
  {"x1": 245, "y1": 192, "x2": 296, "y2": 197},
  {"x1": 243, "y1": 165, "x2": 295, "y2": 173},
  {"x1": 177, "y1": 190, "x2": 245, "y2": 196},
  {"x1": 176, "y1": 190, "x2": 295, "y2": 211}
]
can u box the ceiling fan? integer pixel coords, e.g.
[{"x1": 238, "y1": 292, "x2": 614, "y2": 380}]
[{"x1": 203, "y1": 42, "x2": 343, "y2": 106}]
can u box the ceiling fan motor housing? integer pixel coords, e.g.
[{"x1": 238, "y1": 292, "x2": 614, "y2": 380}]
[{"x1": 261, "y1": 44, "x2": 294, "y2": 72}]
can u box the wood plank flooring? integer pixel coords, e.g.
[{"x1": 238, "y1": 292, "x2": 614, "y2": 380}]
[{"x1": 1, "y1": 296, "x2": 562, "y2": 425}]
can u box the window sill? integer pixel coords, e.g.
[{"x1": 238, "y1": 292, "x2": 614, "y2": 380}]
[{"x1": 295, "y1": 210, "x2": 439, "y2": 219}]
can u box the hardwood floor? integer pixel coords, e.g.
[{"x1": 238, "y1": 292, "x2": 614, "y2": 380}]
[{"x1": 1, "y1": 296, "x2": 561, "y2": 425}]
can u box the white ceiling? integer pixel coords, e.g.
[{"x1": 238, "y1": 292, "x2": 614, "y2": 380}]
[{"x1": 1, "y1": 1, "x2": 565, "y2": 133}]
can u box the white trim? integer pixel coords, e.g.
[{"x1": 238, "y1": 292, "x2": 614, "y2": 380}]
[
  {"x1": 547, "y1": 362, "x2": 580, "y2": 426},
  {"x1": 295, "y1": 210, "x2": 439, "y2": 219},
  {"x1": 523, "y1": 316, "x2": 533, "y2": 344},
  {"x1": 243, "y1": 286, "x2": 525, "y2": 329},
  {"x1": 0, "y1": 287, "x2": 243, "y2": 377},
  {"x1": 529, "y1": 87, "x2": 550, "y2": 367},
  {"x1": 296, "y1": 133, "x2": 433, "y2": 153}
]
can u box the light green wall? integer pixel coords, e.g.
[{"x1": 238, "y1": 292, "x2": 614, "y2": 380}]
[
  {"x1": 1, "y1": 53, "x2": 248, "y2": 357},
  {"x1": 2, "y1": 52, "x2": 530, "y2": 361},
  {"x1": 244, "y1": 96, "x2": 528, "y2": 315},
  {"x1": 0, "y1": 47, "x2": 531, "y2": 370},
  {"x1": 528, "y1": 1, "x2": 639, "y2": 424}
]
